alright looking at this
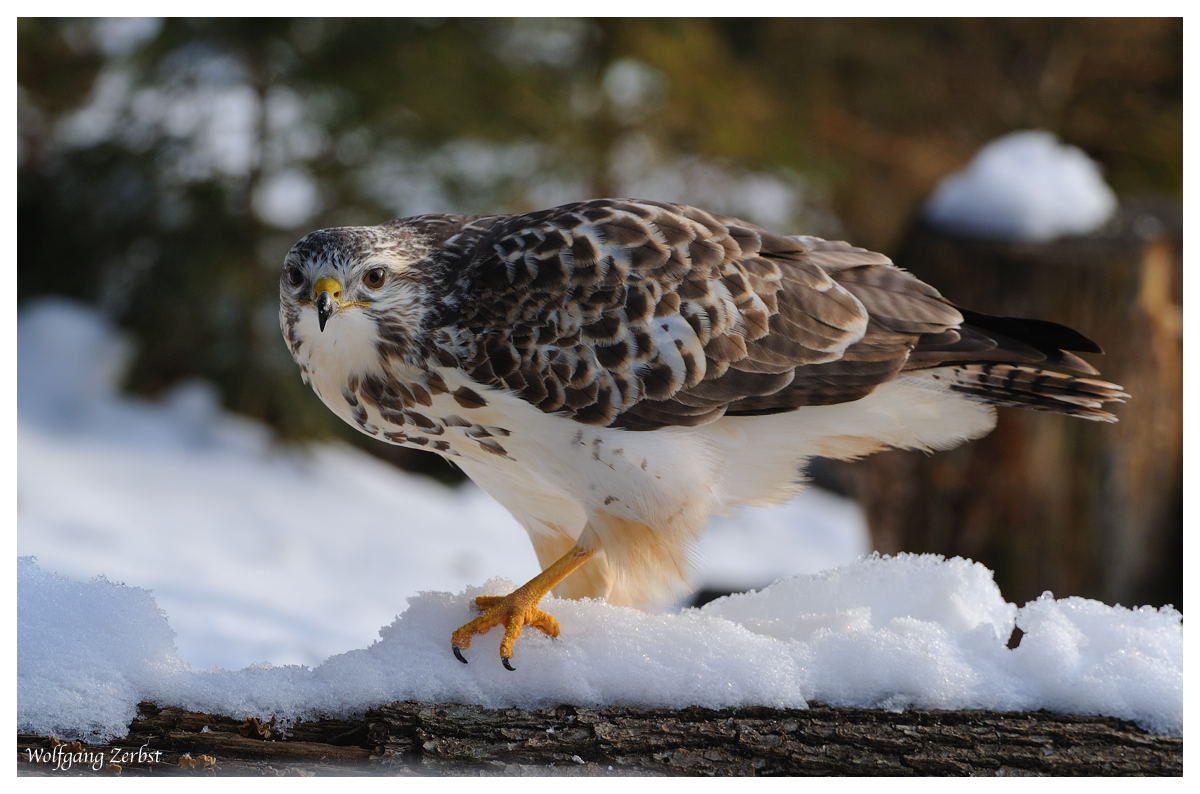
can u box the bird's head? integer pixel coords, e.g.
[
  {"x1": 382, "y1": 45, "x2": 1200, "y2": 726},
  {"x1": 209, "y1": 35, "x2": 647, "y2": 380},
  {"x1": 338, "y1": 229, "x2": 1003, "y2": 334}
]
[{"x1": 279, "y1": 223, "x2": 434, "y2": 372}]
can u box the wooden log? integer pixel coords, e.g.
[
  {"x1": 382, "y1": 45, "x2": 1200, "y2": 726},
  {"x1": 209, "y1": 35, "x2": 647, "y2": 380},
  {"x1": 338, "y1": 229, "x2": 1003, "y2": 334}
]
[
  {"x1": 839, "y1": 201, "x2": 1182, "y2": 609},
  {"x1": 16, "y1": 701, "x2": 1181, "y2": 776}
]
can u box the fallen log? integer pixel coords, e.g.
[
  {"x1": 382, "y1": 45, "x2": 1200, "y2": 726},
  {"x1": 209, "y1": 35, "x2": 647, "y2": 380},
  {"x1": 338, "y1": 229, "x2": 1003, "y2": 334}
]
[{"x1": 17, "y1": 701, "x2": 1181, "y2": 776}]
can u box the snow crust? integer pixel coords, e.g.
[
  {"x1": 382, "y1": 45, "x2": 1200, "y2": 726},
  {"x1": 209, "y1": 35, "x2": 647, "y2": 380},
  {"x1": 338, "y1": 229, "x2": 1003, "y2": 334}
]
[
  {"x1": 18, "y1": 299, "x2": 867, "y2": 669},
  {"x1": 18, "y1": 554, "x2": 1182, "y2": 741},
  {"x1": 923, "y1": 130, "x2": 1117, "y2": 241}
]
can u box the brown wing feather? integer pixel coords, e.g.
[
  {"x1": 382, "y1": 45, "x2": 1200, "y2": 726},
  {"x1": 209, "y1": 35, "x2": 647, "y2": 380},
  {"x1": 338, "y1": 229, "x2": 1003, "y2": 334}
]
[
  {"x1": 429, "y1": 200, "x2": 950, "y2": 429},
  {"x1": 427, "y1": 200, "x2": 1109, "y2": 430}
]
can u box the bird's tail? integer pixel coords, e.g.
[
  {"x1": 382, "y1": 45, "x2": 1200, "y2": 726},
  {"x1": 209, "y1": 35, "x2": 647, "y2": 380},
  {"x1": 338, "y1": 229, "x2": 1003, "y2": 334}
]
[
  {"x1": 903, "y1": 306, "x2": 1128, "y2": 422},
  {"x1": 916, "y1": 363, "x2": 1129, "y2": 422}
]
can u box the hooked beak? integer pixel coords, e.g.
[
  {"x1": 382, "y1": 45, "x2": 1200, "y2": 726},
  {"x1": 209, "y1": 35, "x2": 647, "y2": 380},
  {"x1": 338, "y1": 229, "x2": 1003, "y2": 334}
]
[{"x1": 313, "y1": 277, "x2": 342, "y2": 332}]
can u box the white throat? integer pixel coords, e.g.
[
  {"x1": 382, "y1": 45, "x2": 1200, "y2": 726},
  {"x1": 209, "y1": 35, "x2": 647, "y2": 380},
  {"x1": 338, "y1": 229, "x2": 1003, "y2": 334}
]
[{"x1": 295, "y1": 305, "x2": 385, "y2": 408}]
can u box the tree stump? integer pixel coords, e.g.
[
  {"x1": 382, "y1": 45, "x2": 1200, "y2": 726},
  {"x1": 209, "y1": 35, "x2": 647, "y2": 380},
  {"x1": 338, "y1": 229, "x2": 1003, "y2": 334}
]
[
  {"x1": 838, "y1": 202, "x2": 1182, "y2": 609},
  {"x1": 16, "y1": 701, "x2": 1182, "y2": 776}
]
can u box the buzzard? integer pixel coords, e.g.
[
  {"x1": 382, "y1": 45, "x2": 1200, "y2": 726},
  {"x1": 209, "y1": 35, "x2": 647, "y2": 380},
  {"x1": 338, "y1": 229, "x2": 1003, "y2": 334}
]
[{"x1": 279, "y1": 198, "x2": 1126, "y2": 669}]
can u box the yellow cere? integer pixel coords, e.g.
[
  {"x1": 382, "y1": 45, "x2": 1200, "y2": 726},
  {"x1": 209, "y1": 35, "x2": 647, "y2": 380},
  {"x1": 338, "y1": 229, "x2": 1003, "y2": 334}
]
[{"x1": 313, "y1": 277, "x2": 343, "y2": 300}]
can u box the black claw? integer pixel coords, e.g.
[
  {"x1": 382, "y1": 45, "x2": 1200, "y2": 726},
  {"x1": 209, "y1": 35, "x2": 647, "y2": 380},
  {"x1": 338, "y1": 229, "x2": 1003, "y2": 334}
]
[
  {"x1": 501, "y1": 656, "x2": 516, "y2": 671},
  {"x1": 452, "y1": 645, "x2": 468, "y2": 664}
]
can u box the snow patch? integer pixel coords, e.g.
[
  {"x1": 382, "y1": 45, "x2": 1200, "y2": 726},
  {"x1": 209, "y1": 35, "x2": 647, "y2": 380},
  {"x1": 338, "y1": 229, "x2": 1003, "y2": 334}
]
[
  {"x1": 17, "y1": 554, "x2": 1182, "y2": 741},
  {"x1": 1006, "y1": 593, "x2": 1183, "y2": 733},
  {"x1": 923, "y1": 130, "x2": 1117, "y2": 241},
  {"x1": 17, "y1": 558, "x2": 185, "y2": 742}
]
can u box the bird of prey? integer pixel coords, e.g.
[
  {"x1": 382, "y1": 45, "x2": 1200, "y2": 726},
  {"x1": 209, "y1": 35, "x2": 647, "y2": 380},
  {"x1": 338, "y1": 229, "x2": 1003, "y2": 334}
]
[{"x1": 279, "y1": 198, "x2": 1127, "y2": 669}]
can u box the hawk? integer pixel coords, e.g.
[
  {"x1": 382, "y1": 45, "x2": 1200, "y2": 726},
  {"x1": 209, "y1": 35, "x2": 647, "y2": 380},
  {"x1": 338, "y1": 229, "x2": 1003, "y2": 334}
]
[{"x1": 279, "y1": 198, "x2": 1126, "y2": 669}]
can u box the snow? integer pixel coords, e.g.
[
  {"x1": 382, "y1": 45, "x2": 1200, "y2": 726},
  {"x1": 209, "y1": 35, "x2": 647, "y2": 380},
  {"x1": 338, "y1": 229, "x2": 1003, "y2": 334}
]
[
  {"x1": 18, "y1": 554, "x2": 1182, "y2": 743},
  {"x1": 923, "y1": 130, "x2": 1117, "y2": 241},
  {"x1": 17, "y1": 298, "x2": 868, "y2": 670},
  {"x1": 17, "y1": 558, "x2": 184, "y2": 742}
]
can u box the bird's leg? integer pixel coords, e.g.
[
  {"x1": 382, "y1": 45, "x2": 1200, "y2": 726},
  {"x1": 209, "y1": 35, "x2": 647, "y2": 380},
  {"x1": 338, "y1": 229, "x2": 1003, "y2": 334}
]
[{"x1": 451, "y1": 544, "x2": 596, "y2": 670}]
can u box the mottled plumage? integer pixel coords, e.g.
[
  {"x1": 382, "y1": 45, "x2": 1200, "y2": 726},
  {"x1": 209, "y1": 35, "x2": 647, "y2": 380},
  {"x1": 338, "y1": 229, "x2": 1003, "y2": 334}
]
[{"x1": 279, "y1": 198, "x2": 1127, "y2": 667}]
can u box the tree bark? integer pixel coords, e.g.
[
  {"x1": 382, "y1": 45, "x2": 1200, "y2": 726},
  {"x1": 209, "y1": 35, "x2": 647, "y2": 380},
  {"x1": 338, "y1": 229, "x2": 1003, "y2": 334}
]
[{"x1": 17, "y1": 701, "x2": 1181, "y2": 776}]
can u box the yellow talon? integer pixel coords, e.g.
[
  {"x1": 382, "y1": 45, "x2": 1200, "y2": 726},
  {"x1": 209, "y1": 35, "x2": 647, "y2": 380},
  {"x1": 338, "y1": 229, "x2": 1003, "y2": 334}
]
[{"x1": 451, "y1": 545, "x2": 593, "y2": 669}]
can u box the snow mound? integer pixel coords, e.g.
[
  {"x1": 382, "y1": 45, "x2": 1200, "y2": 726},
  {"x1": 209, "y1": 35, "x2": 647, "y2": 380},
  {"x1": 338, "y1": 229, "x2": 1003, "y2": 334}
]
[
  {"x1": 923, "y1": 130, "x2": 1117, "y2": 241},
  {"x1": 18, "y1": 554, "x2": 1182, "y2": 741},
  {"x1": 1006, "y1": 593, "x2": 1183, "y2": 735},
  {"x1": 17, "y1": 558, "x2": 186, "y2": 742}
]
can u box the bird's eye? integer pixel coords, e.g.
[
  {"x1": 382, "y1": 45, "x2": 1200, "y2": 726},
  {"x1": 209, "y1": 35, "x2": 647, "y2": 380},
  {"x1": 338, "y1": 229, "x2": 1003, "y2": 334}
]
[
  {"x1": 285, "y1": 266, "x2": 304, "y2": 288},
  {"x1": 363, "y1": 267, "x2": 387, "y2": 289}
]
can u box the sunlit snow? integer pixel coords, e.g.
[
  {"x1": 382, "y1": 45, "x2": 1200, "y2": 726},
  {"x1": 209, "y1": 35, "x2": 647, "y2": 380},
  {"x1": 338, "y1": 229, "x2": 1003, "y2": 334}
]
[
  {"x1": 923, "y1": 130, "x2": 1117, "y2": 241},
  {"x1": 18, "y1": 554, "x2": 1182, "y2": 743}
]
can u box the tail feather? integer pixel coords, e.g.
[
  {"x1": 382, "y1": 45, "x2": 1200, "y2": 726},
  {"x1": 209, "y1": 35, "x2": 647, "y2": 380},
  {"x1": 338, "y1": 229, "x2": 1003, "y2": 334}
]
[
  {"x1": 907, "y1": 309, "x2": 1105, "y2": 375},
  {"x1": 904, "y1": 305, "x2": 1127, "y2": 421},
  {"x1": 925, "y1": 363, "x2": 1128, "y2": 422}
]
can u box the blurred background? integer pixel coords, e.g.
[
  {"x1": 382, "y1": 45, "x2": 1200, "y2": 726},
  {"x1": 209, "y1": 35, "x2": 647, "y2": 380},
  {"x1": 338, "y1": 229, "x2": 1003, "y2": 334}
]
[{"x1": 17, "y1": 18, "x2": 1181, "y2": 668}]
